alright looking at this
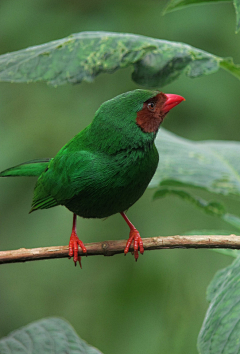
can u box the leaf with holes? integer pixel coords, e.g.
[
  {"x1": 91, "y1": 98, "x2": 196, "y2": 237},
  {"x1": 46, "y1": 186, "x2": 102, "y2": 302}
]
[
  {"x1": 0, "y1": 317, "x2": 103, "y2": 354},
  {"x1": 198, "y1": 256, "x2": 240, "y2": 353},
  {"x1": 150, "y1": 129, "x2": 240, "y2": 199},
  {"x1": 0, "y1": 31, "x2": 239, "y2": 87}
]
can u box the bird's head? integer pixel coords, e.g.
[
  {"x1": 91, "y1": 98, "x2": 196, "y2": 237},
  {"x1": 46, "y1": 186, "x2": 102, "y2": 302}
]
[
  {"x1": 90, "y1": 89, "x2": 185, "y2": 153},
  {"x1": 136, "y1": 91, "x2": 185, "y2": 133},
  {"x1": 93, "y1": 89, "x2": 185, "y2": 134}
]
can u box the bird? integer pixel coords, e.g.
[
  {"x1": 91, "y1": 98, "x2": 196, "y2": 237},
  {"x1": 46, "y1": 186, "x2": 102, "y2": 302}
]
[{"x1": 0, "y1": 89, "x2": 184, "y2": 266}]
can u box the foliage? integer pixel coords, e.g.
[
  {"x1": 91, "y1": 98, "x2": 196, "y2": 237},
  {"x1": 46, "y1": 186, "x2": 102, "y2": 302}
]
[
  {"x1": 198, "y1": 255, "x2": 240, "y2": 353},
  {"x1": 151, "y1": 129, "x2": 240, "y2": 198},
  {"x1": 0, "y1": 31, "x2": 240, "y2": 87},
  {"x1": 152, "y1": 139, "x2": 240, "y2": 351},
  {"x1": 0, "y1": 3, "x2": 240, "y2": 354},
  {"x1": 164, "y1": 0, "x2": 240, "y2": 33},
  {"x1": 151, "y1": 121, "x2": 240, "y2": 352},
  {"x1": 0, "y1": 318, "x2": 102, "y2": 354}
]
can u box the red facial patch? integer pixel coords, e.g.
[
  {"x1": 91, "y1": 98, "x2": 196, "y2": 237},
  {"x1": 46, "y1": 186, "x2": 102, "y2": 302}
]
[{"x1": 136, "y1": 93, "x2": 168, "y2": 133}]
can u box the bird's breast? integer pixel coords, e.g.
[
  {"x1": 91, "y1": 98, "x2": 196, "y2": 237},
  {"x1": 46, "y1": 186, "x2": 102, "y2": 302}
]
[{"x1": 65, "y1": 146, "x2": 159, "y2": 218}]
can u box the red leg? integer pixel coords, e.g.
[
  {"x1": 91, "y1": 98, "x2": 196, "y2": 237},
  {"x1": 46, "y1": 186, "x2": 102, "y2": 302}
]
[
  {"x1": 68, "y1": 214, "x2": 87, "y2": 267},
  {"x1": 120, "y1": 212, "x2": 144, "y2": 261}
]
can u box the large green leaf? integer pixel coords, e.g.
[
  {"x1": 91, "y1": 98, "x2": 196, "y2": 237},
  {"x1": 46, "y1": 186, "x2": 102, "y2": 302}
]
[
  {"x1": 150, "y1": 129, "x2": 240, "y2": 199},
  {"x1": 0, "y1": 31, "x2": 239, "y2": 87},
  {"x1": 164, "y1": 0, "x2": 240, "y2": 33},
  {"x1": 154, "y1": 188, "x2": 226, "y2": 217},
  {"x1": 198, "y1": 256, "x2": 240, "y2": 353},
  {"x1": 153, "y1": 187, "x2": 240, "y2": 230},
  {"x1": 0, "y1": 318, "x2": 103, "y2": 354}
]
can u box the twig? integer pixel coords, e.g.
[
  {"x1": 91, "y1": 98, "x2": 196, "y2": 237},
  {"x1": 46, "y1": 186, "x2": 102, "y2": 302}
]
[{"x1": 0, "y1": 234, "x2": 239, "y2": 264}]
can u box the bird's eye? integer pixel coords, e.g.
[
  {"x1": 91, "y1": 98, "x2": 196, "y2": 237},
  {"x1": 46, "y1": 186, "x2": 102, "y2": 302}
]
[{"x1": 147, "y1": 102, "x2": 156, "y2": 112}]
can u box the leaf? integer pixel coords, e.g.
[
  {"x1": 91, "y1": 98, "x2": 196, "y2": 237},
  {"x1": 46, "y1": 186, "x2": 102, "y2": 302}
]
[
  {"x1": 154, "y1": 186, "x2": 240, "y2": 231},
  {"x1": 164, "y1": 0, "x2": 227, "y2": 14},
  {"x1": 223, "y1": 213, "x2": 240, "y2": 230},
  {"x1": 220, "y1": 57, "x2": 240, "y2": 79},
  {"x1": 198, "y1": 256, "x2": 240, "y2": 354},
  {"x1": 233, "y1": 0, "x2": 240, "y2": 32},
  {"x1": 154, "y1": 188, "x2": 226, "y2": 216},
  {"x1": 150, "y1": 129, "x2": 240, "y2": 199},
  {"x1": 164, "y1": 0, "x2": 240, "y2": 33},
  {"x1": 0, "y1": 317, "x2": 103, "y2": 354},
  {"x1": 0, "y1": 31, "x2": 239, "y2": 87},
  {"x1": 206, "y1": 264, "x2": 232, "y2": 302},
  {"x1": 154, "y1": 187, "x2": 240, "y2": 256}
]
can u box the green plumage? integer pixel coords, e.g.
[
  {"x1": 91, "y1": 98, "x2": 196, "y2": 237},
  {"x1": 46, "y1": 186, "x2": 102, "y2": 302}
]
[
  {"x1": 0, "y1": 159, "x2": 51, "y2": 177},
  {"x1": 1, "y1": 89, "x2": 161, "y2": 218}
]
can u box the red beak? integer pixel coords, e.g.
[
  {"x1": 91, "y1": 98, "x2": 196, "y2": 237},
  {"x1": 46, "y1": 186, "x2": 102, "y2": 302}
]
[{"x1": 162, "y1": 94, "x2": 185, "y2": 113}]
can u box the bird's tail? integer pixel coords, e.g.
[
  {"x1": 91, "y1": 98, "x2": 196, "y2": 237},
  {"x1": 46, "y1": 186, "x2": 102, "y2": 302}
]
[{"x1": 0, "y1": 158, "x2": 52, "y2": 177}]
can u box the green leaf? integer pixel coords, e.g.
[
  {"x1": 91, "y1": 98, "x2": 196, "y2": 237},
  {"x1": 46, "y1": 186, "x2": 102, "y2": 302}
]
[
  {"x1": 233, "y1": 0, "x2": 240, "y2": 32},
  {"x1": 150, "y1": 129, "x2": 240, "y2": 199},
  {"x1": 156, "y1": 187, "x2": 240, "y2": 256},
  {"x1": 164, "y1": 0, "x2": 227, "y2": 13},
  {"x1": 154, "y1": 188, "x2": 226, "y2": 216},
  {"x1": 0, "y1": 31, "x2": 239, "y2": 87},
  {"x1": 222, "y1": 213, "x2": 240, "y2": 230},
  {"x1": 206, "y1": 264, "x2": 232, "y2": 302},
  {"x1": 220, "y1": 58, "x2": 240, "y2": 79},
  {"x1": 153, "y1": 186, "x2": 240, "y2": 230},
  {"x1": 198, "y1": 256, "x2": 240, "y2": 353},
  {"x1": 164, "y1": 0, "x2": 240, "y2": 33},
  {"x1": 0, "y1": 318, "x2": 103, "y2": 354}
]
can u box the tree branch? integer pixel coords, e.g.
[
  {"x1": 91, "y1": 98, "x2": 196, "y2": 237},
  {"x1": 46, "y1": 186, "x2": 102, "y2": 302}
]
[{"x1": 0, "y1": 234, "x2": 240, "y2": 264}]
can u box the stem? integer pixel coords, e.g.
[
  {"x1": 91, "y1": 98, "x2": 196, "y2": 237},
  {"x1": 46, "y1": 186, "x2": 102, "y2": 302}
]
[{"x1": 0, "y1": 234, "x2": 239, "y2": 264}]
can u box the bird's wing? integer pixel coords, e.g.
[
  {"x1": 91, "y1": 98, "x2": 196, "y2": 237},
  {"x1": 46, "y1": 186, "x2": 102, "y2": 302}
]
[{"x1": 31, "y1": 150, "x2": 101, "y2": 210}]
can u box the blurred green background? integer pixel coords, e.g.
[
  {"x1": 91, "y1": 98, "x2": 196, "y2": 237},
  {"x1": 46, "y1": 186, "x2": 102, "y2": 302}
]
[{"x1": 0, "y1": 1, "x2": 239, "y2": 353}]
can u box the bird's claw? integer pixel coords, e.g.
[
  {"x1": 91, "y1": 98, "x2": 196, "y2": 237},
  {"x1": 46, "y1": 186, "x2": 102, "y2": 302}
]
[
  {"x1": 69, "y1": 231, "x2": 87, "y2": 268},
  {"x1": 124, "y1": 229, "x2": 144, "y2": 261}
]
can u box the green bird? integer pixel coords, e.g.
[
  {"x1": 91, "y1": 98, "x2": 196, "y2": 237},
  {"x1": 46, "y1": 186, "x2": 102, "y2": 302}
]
[{"x1": 0, "y1": 89, "x2": 184, "y2": 266}]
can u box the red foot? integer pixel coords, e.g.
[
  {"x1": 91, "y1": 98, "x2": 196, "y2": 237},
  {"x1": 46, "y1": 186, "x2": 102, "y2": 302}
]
[
  {"x1": 124, "y1": 229, "x2": 144, "y2": 261},
  {"x1": 68, "y1": 230, "x2": 87, "y2": 268},
  {"x1": 68, "y1": 214, "x2": 87, "y2": 268}
]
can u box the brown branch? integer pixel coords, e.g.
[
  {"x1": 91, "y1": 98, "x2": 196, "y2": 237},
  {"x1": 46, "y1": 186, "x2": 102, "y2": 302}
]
[{"x1": 0, "y1": 234, "x2": 240, "y2": 264}]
